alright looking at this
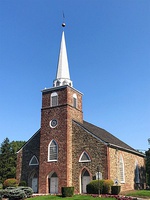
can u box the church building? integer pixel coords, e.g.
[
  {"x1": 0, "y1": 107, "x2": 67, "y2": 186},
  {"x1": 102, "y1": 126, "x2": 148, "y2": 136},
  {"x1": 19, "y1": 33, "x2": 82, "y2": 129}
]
[{"x1": 16, "y1": 25, "x2": 145, "y2": 194}]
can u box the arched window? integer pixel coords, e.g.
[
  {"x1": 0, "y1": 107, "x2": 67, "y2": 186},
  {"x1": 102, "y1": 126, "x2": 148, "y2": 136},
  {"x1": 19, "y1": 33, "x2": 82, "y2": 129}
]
[
  {"x1": 48, "y1": 140, "x2": 58, "y2": 161},
  {"x1": 29, "y1": 155, "x2": 39, "y2": 166},
  {"x1": 135, "y1": 160, "x2": 140, "y2": 183},
  {"x1": 79, "y1": 151, "x2": 91, "y2": 162},
  {"x1": 119, "y1": 155, "x2": 125, "y2": 183},
  {"x1": 51, "y1": 92, "x2": 58, "y2": 107},
  {"x1": 73, "y1": 93, "x2": 77, "y2": 108}
]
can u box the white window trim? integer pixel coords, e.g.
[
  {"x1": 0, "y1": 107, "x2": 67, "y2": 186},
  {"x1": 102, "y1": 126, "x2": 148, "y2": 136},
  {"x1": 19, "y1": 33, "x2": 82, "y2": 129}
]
[
  {"x1": 79, "y1": 151, "x2": 91, "y2": 162},
  {"x1": 51, "y1": 92, "x2": 58, "y2": 107},
  {"x1": 48, "y1": 140, "x2": 58, "y2": 162},
  {"x1": 29, "y1": 155, "x2": 39, "y2": 166},
  {"x1": 73, "y1": 93, "x2": 77, "y2": 108},
  {"x1": 119, "y1": 155, "x2": 125, "y2": 183}
]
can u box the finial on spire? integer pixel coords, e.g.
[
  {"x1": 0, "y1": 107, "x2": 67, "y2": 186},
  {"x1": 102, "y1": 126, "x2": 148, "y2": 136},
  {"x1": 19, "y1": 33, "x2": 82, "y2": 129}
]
[
  {"x1": 62, "y1": 11, "x2": 66, "y2": 27},
  {"x1": 62, "y1": 23, "x2": 65, "y2": 27}
]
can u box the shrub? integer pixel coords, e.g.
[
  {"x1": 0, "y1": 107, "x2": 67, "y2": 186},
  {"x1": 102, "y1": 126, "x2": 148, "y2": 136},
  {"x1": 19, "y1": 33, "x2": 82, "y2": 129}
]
[
  {"x1": 61, "y1": 186, "x2": 74, "y2": 197},
  {"x1": 103, "y1": 179, "x2": 114, "y2": 194},
  {"x1": 6, "y1": 187, "x2": 16, "y2": 190},
  {"x1": 18, "y1": 187, "x2": 33, "y2": 197},
  {"x1": 0, "y1": 190, "x2": 5, "y2": 200},
  {"x1": 86, "y1": 179, "x2": 113, "y2": 194},
  {"x1": 86, "y1": 180, "x2": 104, "y2": 194},
  {"x1": 3, "y1": 179, "x2": 18, "y2": 189},
  {"x1": 0, "y1": 186, "x2": 33, "y2": 200},
  {"x1": 19, "y1": 181, "x2": 27, "y2": 186},
  {"x1": 0, "y1": 184, "x2": 3, "y2": 189},
  {"x1": 111, "y1": 185, "x2": 121, "y2": 195},
  {"x1": 3, "y1": 188, "x2": 26, "y2": 200}
]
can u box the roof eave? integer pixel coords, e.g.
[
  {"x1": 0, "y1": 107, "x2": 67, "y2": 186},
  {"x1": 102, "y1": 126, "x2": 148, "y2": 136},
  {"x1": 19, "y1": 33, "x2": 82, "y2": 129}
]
[
  {"x1": 107, "y1": 143, "x2": 145, "y2": 157},
  {"x1": 42, "y1": 85, "x2": 83, "y2": 95},
  {"x1": 16, "y1": 129, "x2": 41, "y2": 154}
]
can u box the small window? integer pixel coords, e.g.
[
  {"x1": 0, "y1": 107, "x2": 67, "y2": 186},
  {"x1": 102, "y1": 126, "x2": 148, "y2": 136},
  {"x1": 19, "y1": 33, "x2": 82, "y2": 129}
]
[
  {"x1": 63, "y1": 80, "x2": 67, "y2": 85},
  {"x1": 119, "y1": 155, "x2": 125, "y2": 183},
  {"x1": 73, "y1": 94, "x2": 77, "y2": 108},
  {"x1": 51, "y1": 92, "x2": 58, "y2": 107},
  {"x1": 79, "y1": 151, "x2": 91, "y2": 162},
  {"x1": 56, "y1": 81, "x2": 60, "y2": 87},
  {"x1": 29, "y1": 155, "x2": 39, "y2": 166},
  {"x1": 48, "y1": 140, "x2": 58, "y2": 161}
]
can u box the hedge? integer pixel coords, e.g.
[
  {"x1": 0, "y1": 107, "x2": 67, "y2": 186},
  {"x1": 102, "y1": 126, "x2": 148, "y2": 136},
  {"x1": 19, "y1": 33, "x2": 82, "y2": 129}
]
[
  {"x1": 19, "y1": 181, "x2": 27, "y2": 187},
  {"x1": 61, "y1": 187, "x2": 74, "y2": 197},
  {"x1": 103, "y1": 179, "x2": 114, "y2": 194},
  {"x1": 86, "y1": 180, "x2": 104, "y2": 194},
  {"x1": 86, "y1": 179, "x2": 113, "y2": 194}
]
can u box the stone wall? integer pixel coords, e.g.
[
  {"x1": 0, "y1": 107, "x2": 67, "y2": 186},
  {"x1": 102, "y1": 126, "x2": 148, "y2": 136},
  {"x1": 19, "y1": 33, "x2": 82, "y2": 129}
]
[
  {"x1": 72, "y1": 121, "x2": 108, "y2": 193},
  {"x1": 109, "y1": 147, "x2": 145, "y2": 191},
  {"x1": 16, "y1": 130, "x2": 40, "y2": 188},
  {"x1": 16, "y1": 149, "x2": 23, "y2": 182}
]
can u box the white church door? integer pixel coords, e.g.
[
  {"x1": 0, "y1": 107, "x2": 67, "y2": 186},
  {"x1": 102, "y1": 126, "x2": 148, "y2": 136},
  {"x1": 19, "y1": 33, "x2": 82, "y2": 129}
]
[
  {"x1": 29, "y1": 171, "x2": 38, "y2": 193},
  {"x1": 32, "y1": 178, "x2": 38, "y2": 193},
  {"x1": 81, "y1": 169, "x2": 91, "y2": 193},
  {"x1": 49, "y1": 172, "x2": 58, "y2": 194}
]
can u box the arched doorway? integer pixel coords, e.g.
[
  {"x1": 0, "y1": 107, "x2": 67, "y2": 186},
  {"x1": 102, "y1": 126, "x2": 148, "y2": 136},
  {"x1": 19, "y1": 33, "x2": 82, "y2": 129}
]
[
  {"x1": 81, "y1": 169, "x2": 91, "y2": 193},
  {"x1": 29, "y1": 172, "x2": 38, "y2": 193},
  {"x1": 48, "y1": 172, "x2": 58, "y2": 194}
]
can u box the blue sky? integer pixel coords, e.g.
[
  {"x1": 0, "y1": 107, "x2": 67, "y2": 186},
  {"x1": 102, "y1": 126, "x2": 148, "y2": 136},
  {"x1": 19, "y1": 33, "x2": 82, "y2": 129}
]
[{"x1": 0, "y1": 0, "x2": 150, "y2": 152}]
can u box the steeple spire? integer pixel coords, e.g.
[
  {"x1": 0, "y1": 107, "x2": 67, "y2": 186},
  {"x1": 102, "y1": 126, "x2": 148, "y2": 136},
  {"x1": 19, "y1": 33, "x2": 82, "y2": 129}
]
[{"x1": 53, "y1": 23, "x2": 73, "y2": 87}]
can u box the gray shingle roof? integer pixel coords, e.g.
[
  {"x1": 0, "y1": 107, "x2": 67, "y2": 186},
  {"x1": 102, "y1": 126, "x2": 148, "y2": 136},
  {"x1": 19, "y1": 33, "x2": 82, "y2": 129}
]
[{"x1": 75, "y1": 120, "x2": 144, "y2": 157}]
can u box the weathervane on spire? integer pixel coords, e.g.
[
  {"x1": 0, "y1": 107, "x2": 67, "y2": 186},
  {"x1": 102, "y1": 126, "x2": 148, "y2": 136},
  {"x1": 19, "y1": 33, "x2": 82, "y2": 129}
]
[{"x1": 62, "y1": 11, "x2": 65, "y2": 27}]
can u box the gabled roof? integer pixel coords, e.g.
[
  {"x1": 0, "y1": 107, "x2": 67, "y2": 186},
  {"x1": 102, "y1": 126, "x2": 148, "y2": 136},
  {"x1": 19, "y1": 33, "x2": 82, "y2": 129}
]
[
  {"x1": 17, "y1": 129, "x2": 40, "y2": 153},
  {"x1": 18, "y1": 121, "x2": 144, "y2": 157},
  {"x1": 74, "y1": 120, "x2": 145, "y2": 157}
]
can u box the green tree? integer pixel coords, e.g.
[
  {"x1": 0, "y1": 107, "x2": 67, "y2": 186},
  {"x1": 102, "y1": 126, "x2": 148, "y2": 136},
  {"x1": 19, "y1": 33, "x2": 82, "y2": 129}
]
[
  {"x1": 145, "y1": 148, "x2": 150, "y2": 186},
  {"x1": 0, "y1": 138, "x2": 25, "y2": 184}
]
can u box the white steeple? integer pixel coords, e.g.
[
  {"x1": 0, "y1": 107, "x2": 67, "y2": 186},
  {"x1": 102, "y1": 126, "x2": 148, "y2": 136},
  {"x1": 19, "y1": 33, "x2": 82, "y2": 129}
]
[{"x1": 53, "y1": 28, "x2": 73, "y2": 87}]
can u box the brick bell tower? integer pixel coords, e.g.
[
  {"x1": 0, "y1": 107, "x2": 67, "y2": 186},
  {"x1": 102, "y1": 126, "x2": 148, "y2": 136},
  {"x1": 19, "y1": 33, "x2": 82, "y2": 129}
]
[{"x1": 39, "y1": 24, "x2": 83, "y2": 194}]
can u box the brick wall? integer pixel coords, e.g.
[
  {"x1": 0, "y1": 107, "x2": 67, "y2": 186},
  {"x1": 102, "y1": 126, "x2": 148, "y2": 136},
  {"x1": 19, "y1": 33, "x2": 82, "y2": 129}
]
[{"x1": 39, "y1": 86, "x2": 83, "y2": 193}]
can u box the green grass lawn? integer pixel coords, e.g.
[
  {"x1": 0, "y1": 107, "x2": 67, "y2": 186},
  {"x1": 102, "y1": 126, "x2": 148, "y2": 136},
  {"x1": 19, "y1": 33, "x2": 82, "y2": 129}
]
[
  {"x1": 124, "y1": 190, "x2": 150, "y2": 198},
  {"x1": 30, "y1": 190, "x2": 150, "y2": 200},
  {"x1": 30, "y1": 195, "x2": 115, "y2": 200}
]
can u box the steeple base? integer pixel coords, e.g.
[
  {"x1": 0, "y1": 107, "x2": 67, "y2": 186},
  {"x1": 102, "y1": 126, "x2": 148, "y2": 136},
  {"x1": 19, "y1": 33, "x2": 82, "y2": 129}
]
[{"x1": 53, "y1": 78, "x2": 73, "y2": 87}]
